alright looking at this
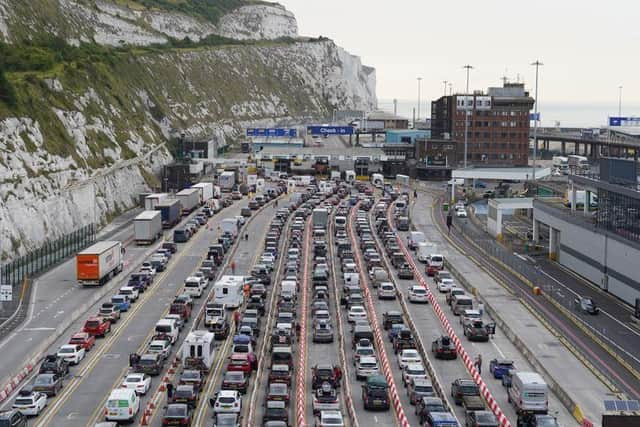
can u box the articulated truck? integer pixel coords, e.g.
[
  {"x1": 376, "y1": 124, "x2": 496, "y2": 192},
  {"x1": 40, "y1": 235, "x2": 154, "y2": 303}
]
[
  {"x1": 76, "y1": 241, "x2": 123, "y2": 286},
  {"x1": 134, "y1": 210, "x2": 162, "y2": 245},
  {"x1": 176, "y1": 188, "x2": 200, "y2": 214},
  {"x1": 155, "y1": 199, "x2": 182, "y2": 229}
]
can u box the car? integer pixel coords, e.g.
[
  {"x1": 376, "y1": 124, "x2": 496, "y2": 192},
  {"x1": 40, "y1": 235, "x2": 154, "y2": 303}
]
[
  {"x1": 466, "y1": 410, "x2": 498, "y2": 427},
  {"x1": 407, "y1": 286, "x2": 429, "y2": 303},
  {"x1": 248, "y1": 200, "x2": 259, "y2": 210},
  {"x1": 231, "y1": 191, "x2": 242, "y2": 200},
  {"x1": 119, "y1": 286, "x2": 139, "y2": 302},
  {"x1": 574, "y1": 296, "x2": 599, "y2": 315},
  {"x1": 98, "y1": 303, "x2": 121, "y2": 324},
  {"x1": 31, "y1": 373, "x2": 63, "y2": 396},
  {"x1": 241, "y1": 208, "x2": 252, "y2": 217},
  {"x1": 221, "y1": 371, "x2": 248, "y2": 394},
  {"x1": 313, "y1": 322, "x2": 334, "y2": 343},
  {"x1": 377, "y1": 282, "x2": 396, "y2": 300},
  {"x1": 460, "y1": 309, "x2": 482, "y2": 327},
  {"x1": 437, "y1": 278, "x2": 455, "y2": 293},
  {"x1": 356, "y1": 356, "x2": 379, "y2": 380},
  {"x1": 354, "y1": 341, "x2": 375, "y2": 364},
  {"x1": 39, "y1": 355, "x2": 69, "y2": 377},
  {"x1": 463, "y1": 320, "x2": 490, "y2": 342},
  {"x1": 148, "y1": 339, "x2": 171, "y2": 360},
  {"x1": 347, "y1": 305, "x2": 367, "y2": 323},
  {"x1": 68, "y1": 332, "x2": 96, "y2": 352},
  {"x1": 432, "y1": 336, "x2": 457, "y2": 359},
  {"x1": 451, "y1": 378, "x2": 481, "y2": 406},
  {"x1": 135, "y1": 353, "x2": 164, "y2": 376},
  {"x1": 56, "y1": 344, "x2": 85, "y2": 365},
  {"x1": 83, "y1": 316, "x2": 111, "y2": 337},
  {"x1": 402, "y1": 363, "x2": 427, "y2": 386},
  {"x1": 0, "y1": 410, "x2": 27, "y2": 427},
  {"x1": 312, "y1": 382, "x2": 339, "y2": 414},
  {"x1": 415, "y1": 396, "x2": 446, "y2": 424},
  {"x1": 162, "y1": 403, "x2": 192, "y2": 426},
  {"x1": 111, "y1": 294, "x2": 131, "y2": 312},
  {"x1": 382, "y1": 311, "x2": 403, "y2": 330},
  {"x1": 407, "y1": 378, "x2": 435, "y2": 405},
  {"x1": 262, "y1": 400, "x2": 288, "y2": 424},
  {"x1": 489, "y1": 359, "x2": 515, "y2": 379},
  {"x1": 267, "y1": 382, "x2": 290, "y2": 403},
  {"x1": 120, "y1": 373, "x2": 151, "y2": 395},
  {"x1": 316, "y1": 409, "x2": 344, "y2": 426},
  {"x1": 456, "y1": 208, "x2": 468, "y2": 218},
  {"x1": 12, "y1": 387, "x2": 47, "y2": 416},
  {"x1": 211, "y1": 390, "x2": 242, "y2": 413},
  {"x1": 517, "y1": 414, "x2": 560, "y2": 427},
  {"x1": 397, "y1": 349, "x2": 422, "y2": 370},
  {"x1": 312, "y1": 365, "x2": 340, "y2": 390},
  {"x1": 171, "y1": 384, "x2": 198, "y2": 408},
  {"x1": 179, "y1": 370, "x2": 204, "y2": 393},
  {"x1": 213, "y1": 412, "x2": 241, "y2": 427}
]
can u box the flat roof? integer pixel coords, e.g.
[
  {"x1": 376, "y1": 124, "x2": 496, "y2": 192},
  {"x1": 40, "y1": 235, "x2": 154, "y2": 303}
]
[
  {"x1": 453, "y1": 167, "x2": 551, "y2": 181},
  {"x1": 488, "y1": 198, "x2": 534, "y2": 209}
]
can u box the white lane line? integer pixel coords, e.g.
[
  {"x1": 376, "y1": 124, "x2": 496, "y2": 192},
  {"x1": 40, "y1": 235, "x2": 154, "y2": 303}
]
[
  {"x1": 490, "y1": 338, "x2": 506, "y2": 359},
  {"x1": 21, "y1": 327, "x2": 55, "y2": 331},
  {"x1": 26, "y1": 279, "x2": 40, "y2": 325}
]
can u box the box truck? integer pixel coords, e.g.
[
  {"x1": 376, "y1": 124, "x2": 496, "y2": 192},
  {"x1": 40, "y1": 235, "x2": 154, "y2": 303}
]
[
  {"x1": 176, "y1": 188, "x2": 200, "y2": 214},
  {"x1": 568, "y1": 154, "x2": 589, "y2": 171},
  {"x1": 76, "y1": 241, "x2": 123, "y2": 286},
  {"x1": 330, "y1": 170, "x2": 341, "y2": 181},
  {"x1": 345, "y1": 170, "x2": 356, "y2": 183},
  {"x1": 552, "y1": 156, "x2": 569, "y2": 174},
  {"x1": 372, "y1": 173, "x2": 384, "y2": 188},
  {"x1": 134, "y1": 210, "x2": 162, "y2": 245},
  {"x1": 155, "y1": 199, "x2": 182, "y2": 229},
  {"x1": 220, "y1": 218, "x2": 239, "y2": 238},
  {"x1": 144, "y1": 193, "x2": 168, "y2": 211},
  {"x1": 219, "y1": 171, "x2": 236, "y2": 192},
  {"x1": 313, "y1": 208, "x2": 329, "y2": 228},
  {"x1": 417, "y1": 242, "x2": 436, "y2": 263},
  {"x1": 563, "y1": 190, "x2": 598, "y2": 208},
  {"x1": 507, "y1": 372, "x2": 548, "y2": 415},
  {"x1": 192, "y1": 182, "x2": 214, "y2": 204}
]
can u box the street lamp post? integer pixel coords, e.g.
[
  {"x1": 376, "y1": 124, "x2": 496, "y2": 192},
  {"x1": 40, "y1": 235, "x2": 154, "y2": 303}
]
[
  {"x1": 462, "y1": 65, "x2": 473, "y2": 168},
  {"x1": 618, "y1": 86, "x2": 623, "y2": 117},
  {"x1": 443, "y1": 80, "x2": 448, "y2": 97},
  {"x1": 531, "y1": 60, "x2": 543, "y2": 182},
  {"x1": 417, "y1": 77, "x2": 423, "y2": 124}
]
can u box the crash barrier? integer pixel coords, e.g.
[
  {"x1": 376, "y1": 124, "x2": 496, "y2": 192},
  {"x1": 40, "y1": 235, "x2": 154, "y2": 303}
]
[
  {"x1": 388, "y1": 204, "x2": 513, "y2": 427},
  {"x1": 296, "y1": 219, "x2": 312, "y2": 427},
  {"x1": 328, "y1": 219, "x2": 359, "y2": 427},
  {"x1": 370, "y1": 207, "x2": 453, "y2": 416},
  {"x1": 247, "y1": 201, "x2": 297, "y2": 426},
  {"x1": 347, "y1": 205, "x2": 411, "y2": 427}
]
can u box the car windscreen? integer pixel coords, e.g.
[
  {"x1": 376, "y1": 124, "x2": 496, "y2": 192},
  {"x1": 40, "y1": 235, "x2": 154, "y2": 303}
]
[
  {"x1": 15, "y1": 397, "x2": 34, "y2": 405},
  {"x1": 166, "y1": 405, "x2": 187, "y2": 416},
  {"x1": 34, "y1": 376, "x2": 52, "y2": 385}
]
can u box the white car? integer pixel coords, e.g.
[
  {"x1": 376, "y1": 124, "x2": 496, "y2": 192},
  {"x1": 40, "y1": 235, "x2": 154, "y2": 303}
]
[
  {"x1": 148, "y1": 340, "x2": 171, "y2": 360},
  {"x1": 139, "y1": 263, "x2": 156, "y2": 277},
  {"x1": 317, "y1": 410, "x2": 345, "y2": 427},
  {"x1": 12, "y1": 388, "x2": 47, "y2": 416},
  {"x1": 455, "y1": 208, "x2": 467, "y2": 218},
  {"x1": 235, "y1": 215, "x2": 246, "y2": 226},
  {"x1": 437, "y1": 278, "x2": 455, "y2": 293},
  {"x1": 460, "y1": 309, "x2": 482, "y2": 326},
  {"x1": 119, "y1": 286, "x2": 139, "y2": 302},
  {"x1": 407, "y1": 286, "x2": 429, "y2": 303},
  {"x1": 57, "y1": 344, "x2": 85, "y2": 365},
  {"x1": 212, "y1": 390, "x2": 242, "y2": 413},
  {"x1": 347, "y1": 306, "x2": 368, "y2": 323},
  {"x1": 397, "y1": 349, "x2": 422, "y2": 370},
  {"x1": 184, "y1": 276, "x2": 205, "y2": 298},
  {"x1": 402, "y1": 363, "x2": 427, "y2": 386},
  {"x1": 356, "y1": 356, "x2": 379, "y2": 380},
  {"x1": 121, "y1": 373, "x2": 151, "y2": 395},
  {"x1": 377, "y1": 282, "x2": 396, "y2": 300}
]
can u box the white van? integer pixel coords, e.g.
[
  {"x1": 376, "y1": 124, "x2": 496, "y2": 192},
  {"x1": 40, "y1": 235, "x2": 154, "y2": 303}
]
[
  {"x1": 508, "y1": 372, "x2": 549, "y2": 414},
  {"x1": 395, "y1": 200, "x2": 407, "y2": 213},
  {"x1": 407, "y1": 232, "x2": 425, "y2": 250},
  {"x1": 281, "y1": 281, "x2": 297, "y2": 299},
  {"x1": 344, "y1": 272, "x2": 360, "y2": 287},
  {"x1": 105, "y1": 388, "x2": 140, "y2": 422},
  {"x1": 452, "y1": 294, "x2": 474, "y2": 316},
  {"x1": 184, "y1": 276, "x2": 205, "y2": 298},
  {"x1": 417, "y1": 242, "x2": 435, "y2": 262},
  {"x1": 155, "y1": 319, "x2": 178, "y2": 344}
]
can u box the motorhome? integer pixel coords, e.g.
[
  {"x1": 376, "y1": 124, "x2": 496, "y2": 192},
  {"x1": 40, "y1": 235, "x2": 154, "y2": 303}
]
[
  {"x1": 213, "y1": 275, "x2": 245, "y2": 308},
  {"x1": 182, "y1": 330, "x2": 216, "y2": 373}
]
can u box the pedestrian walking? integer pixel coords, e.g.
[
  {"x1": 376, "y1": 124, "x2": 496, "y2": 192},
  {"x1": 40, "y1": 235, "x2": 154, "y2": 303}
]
[
  {"x1": 478, "y1": 302, "x2": 485, "y2": 316},
  {"x1": 233, "y1": 310, "x2": 240, "y2": 325},
  {"x1": 413, "y1": 189, "x2": 418, "y2": 199},
  {"x1": 275, "y1": 199, "x2": 278, "y2": 208},
  {"x1": 166, "y1": 382, "x2": 174, "y2": 400},
  {"x1": 245, "y1": 233, "x2": 249, "y2": 241},
  {"x1": 231, "y1": 261, "x2": 236, "y2": 275},
  {"x1": 474, "y1": 354, "x2": 483, "y2": 374}
]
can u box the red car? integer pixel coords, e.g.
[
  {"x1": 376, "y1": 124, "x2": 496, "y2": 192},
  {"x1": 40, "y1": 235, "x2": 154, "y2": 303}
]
[
  {"x1": 68, "y1": 332, "x2": 96, "y2": 351},
  {"x1": 227, "y1": 354, "x2": 252, "y2": 374},
  {"x1": 82, "y1": 316, "x2": 111, "y2": 338}
]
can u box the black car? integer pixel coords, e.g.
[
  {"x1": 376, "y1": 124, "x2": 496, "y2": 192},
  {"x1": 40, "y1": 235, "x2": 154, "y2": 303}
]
[
  {"x1": 382, "y1": 311, "x2": 403, "y2": 330},
  {"x1": 247, "y1": 296, "x2": 266, "y2": 316},
  {"x1": 0, "y1": 410, "x2": 27, "y2": 427},
  {"x1": 39, "y1": 355, "x2": 69, "y2": 377},
  {"x1": 432, "y1": 336, "x2": 457, "y2": 360},
  {"x1": 162, "y1": 242, "x2": 178, "y2": 253},
  {"x1": 135, "y1": 353, "x2": 163, "y2": 376},
  {"x1": 211, "y1": 318, "x2": 230, "y2": 340},
  {"x1": 128, "y1": 273, "x2": 152, "y2": 292},
  {"x1": 171, "y1": 384, "x2": 198, "y2": 408},
  {"x1": 162, "y1": 403, "x2": 192, "y2": 426},
  {"x1": 263, "y1": 400, "x2": 288, "y2": 424},
  {"x1": 466, "y1": 410, "x2": 498, "y2": 427},
  {"x1": 415, "y1": 397, "x2": 446, "y2": 424}
]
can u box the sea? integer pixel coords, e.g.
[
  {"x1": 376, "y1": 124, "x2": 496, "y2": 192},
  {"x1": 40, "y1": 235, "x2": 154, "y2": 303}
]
[{"x1": 378, "y1": 98, "x2": 640, "y2": 129}]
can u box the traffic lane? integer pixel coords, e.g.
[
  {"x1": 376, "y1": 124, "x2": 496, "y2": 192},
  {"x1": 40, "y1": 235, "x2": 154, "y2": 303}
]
[
  {"x1": 536, "y1": 257, "x2": 640, "y2": 362},
  {"x1": 368, "y1": 290, "x2": 422, "y2": 426},
  {"x1": 36, "y1": 202, "x2": 247, "y2": 425}
]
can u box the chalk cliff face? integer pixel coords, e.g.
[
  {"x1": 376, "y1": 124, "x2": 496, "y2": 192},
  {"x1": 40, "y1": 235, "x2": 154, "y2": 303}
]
[{"x1": 0, "y1": 1, "x2": 377, "y2": 260}]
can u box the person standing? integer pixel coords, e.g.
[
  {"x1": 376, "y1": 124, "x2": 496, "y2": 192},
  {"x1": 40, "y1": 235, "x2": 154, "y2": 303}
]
[
  {"x1": 166, "y1": 382, "x2": 174, "y2": 401},
  {"x1": 231, "y1": 261, "x2": 236, "y2": 275},
  {"x1": 474, "y1": 354, "x2": 482, "y2": 374}
]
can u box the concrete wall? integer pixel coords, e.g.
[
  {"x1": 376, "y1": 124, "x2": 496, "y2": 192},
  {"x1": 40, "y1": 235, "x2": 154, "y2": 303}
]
[{"x1": 534, "y1": 203, "x2": 640, "y2": 305}]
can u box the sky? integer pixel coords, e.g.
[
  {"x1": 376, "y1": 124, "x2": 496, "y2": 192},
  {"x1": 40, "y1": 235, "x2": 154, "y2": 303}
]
[{"x1": 278, "y1": 0, "x2": 640, "y2": 126}]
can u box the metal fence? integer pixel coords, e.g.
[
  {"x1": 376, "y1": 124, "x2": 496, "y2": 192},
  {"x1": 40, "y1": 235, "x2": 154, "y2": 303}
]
[{"x1": 1, "y1": 224, "x2": 96, "y2": 288}]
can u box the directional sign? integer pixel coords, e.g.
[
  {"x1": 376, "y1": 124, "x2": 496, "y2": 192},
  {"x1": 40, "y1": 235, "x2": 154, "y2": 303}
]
[
  {"x1": 307, "y1": 126, "x2": 354, "y2": 136},
  {"x1": 609, "y1": 116, "x2": 640, "y2": 127},
  {"x1": 0, "y1": 285, "x2": 12, "y2": 301},
  {"x1": 246, "y1": 128, "x2": 297, "y2": 137}
]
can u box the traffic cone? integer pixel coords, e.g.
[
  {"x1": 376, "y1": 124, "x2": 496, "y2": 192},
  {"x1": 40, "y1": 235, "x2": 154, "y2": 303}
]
[
  {"x1": 159, "y1": 383, "x2": 166, "y2": 392},
  {"x1": 141, "y1": 413, "x2": 148, "y2": 426}
]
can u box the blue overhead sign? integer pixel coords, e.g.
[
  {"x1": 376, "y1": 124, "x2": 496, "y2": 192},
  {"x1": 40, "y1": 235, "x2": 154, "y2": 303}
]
[
  {"x1": 609, "y1": 117, "x2": 640, "y2": 127},
  {"x1": 307, "y1": 126, "x2": 354, "y2": 135},
  {"x1": 529, "y1": 113, "x2": 541, "y2": 121},
  {"x1": 246, "y1": 128, "x2": 297, "y2": 137}
]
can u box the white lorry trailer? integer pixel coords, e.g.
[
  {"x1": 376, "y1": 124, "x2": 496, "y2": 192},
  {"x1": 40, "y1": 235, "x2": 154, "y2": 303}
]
[
  {"x1": 192, "y1": 182, "x2": 214, "y2": 204},
  {"x1": 134, "y1": 210, "x2": 162, "y2": 245},
  {"x1": 372, "y1": 173, "x2": 384, "y2": 188},
  {"x1": 176, "y1": 188, "x2": 200, "y2": 214},
  {"x1": 220, "y1": 218, "x2": 239, "y2": 238},
  {"x1": 219, "y1": 171, "x2": 236, "y2": 192},
  {"x1": 144, "y1": 193, "x2": 168, "y2": 211},
  {"x1": 313, "y1": 208, "x2": 329, "y2": 228}
]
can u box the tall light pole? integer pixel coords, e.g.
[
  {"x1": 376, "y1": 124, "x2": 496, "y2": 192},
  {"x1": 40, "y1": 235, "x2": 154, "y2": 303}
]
[
  {"x1": 443, "y1": 80, "x2": 448, "y2": 97},
  {"x1": 462, "y1": 65, "x2": 473, "y2": 168},
  {"x1": 417, "y1": 77, "x2": 423, "y2": 124},
  {"x1": 448, "y1": 83, "x2": 453, "y2": 96},
  {"x1": 618, "y1": 85, "x2": 623, "y2": 117},
  {"x1": 531, "y1": 60, "x2": 543, "y2": 182}
]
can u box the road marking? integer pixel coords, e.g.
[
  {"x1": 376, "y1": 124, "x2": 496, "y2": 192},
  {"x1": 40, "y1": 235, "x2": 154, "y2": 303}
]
[
  {"x1": 53, "y1": 310, "x2": 64, "y2": 319},
  {"x1": 22, "y1": 327, "x2": 55, "y2": 331}
]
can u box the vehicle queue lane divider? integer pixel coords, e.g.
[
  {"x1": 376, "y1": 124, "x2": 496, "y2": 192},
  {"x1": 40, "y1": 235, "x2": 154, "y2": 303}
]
[
  {"x1": 295, "y1": 218, "x2": 312, "y2": 427},
  {"x1": 386, "y1": 204, "x2": 513, "y2": 427},
  {"x1": 347, "y1": 204, "x2": 410, "y2": 427},
  {"x1": 367, "y1": 205, "x2": 455, "y2": 418},
  {"x1": 328, "y1": 216, "x2": 359, "y2": 427}
]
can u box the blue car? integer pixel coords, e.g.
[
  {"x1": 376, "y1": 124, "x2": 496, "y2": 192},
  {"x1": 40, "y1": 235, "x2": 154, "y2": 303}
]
[
  {"x1": 424, "y1": 411, "x2": 458, "y2": 427},
  {"x1": 387, "y1": 324, "x2": 409, "y2": 342},
  {"x1": 111, "y1": 295, "x2": 131, "y2": 312},
  {"x1": 489, "y1": 358, "x2": 515, "y2": 379}
]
